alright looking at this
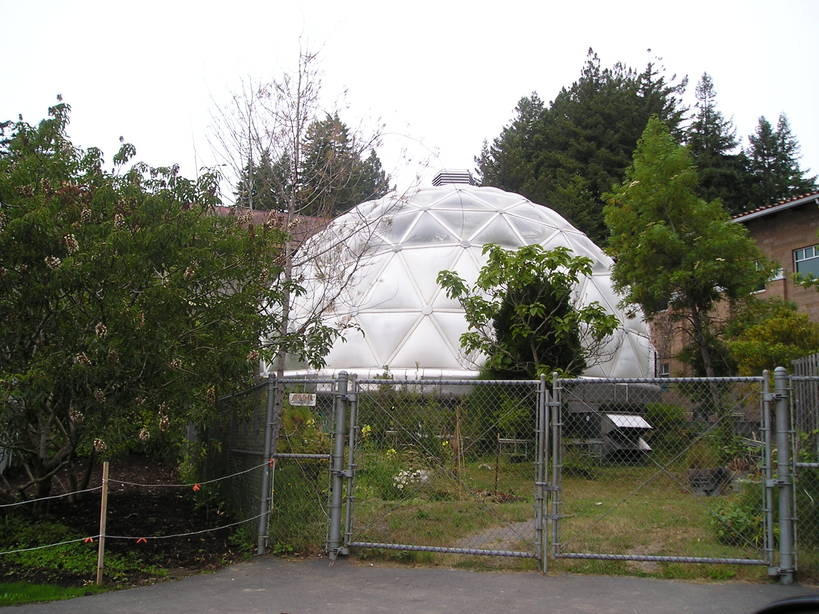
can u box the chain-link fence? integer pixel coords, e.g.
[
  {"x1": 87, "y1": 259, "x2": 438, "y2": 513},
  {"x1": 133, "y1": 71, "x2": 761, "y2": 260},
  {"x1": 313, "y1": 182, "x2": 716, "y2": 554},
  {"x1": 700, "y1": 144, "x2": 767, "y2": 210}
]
[
  {"x1": 790, "y1": 375, "x2": 819, "y2": 582},
  {"x1": 552, "y1": 376, "x2": 771, "y2": 569},
  {"x1": 206, "y1": 382, "x2": 269, "y2": 546},
  {"x1": 207, "y1": 377, "x2": 336, "y2": 554},
  {"x1": 346, "y1": 378, "x2": 544, "y2": 565},
  {"x1": 199, "y1": 370, "x2": 811, "y2": 582}
]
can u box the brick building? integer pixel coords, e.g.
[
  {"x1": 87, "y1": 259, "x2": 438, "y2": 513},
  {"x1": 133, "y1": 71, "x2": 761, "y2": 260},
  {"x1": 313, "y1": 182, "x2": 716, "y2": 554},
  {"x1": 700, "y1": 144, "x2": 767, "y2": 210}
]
[{"x1": 652, "y1": 190, "x2": 819, "y2": 377}]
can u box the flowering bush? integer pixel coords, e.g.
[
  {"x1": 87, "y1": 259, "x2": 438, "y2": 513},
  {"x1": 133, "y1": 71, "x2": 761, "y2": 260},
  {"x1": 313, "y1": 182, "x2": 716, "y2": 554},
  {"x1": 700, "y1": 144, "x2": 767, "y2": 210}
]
[{"x1": 392, "y1": 469, "x2": 430, "y2": 492}]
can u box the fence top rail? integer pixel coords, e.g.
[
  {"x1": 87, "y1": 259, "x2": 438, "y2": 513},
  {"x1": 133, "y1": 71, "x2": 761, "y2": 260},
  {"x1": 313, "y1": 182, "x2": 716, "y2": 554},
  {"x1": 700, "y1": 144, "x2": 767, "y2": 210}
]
[
  {"x1": 216, "y1": 381, "x2": 268, "y2": 402},
  {"x1": 557, "y1": 376, "x2": 764, "y2": 385},
  {"x1": 789, "y1": 375, "x2": 819, "y2": 382},
  {"x1": 356, "y1": 378, "x2": 539, "y2": 386},
  {"x1": 274, "y1": 377, "x2": 338, "y2": 385}
]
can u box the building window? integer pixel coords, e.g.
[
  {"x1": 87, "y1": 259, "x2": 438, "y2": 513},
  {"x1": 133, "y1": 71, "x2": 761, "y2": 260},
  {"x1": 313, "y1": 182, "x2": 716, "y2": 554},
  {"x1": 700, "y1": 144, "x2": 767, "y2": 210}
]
[
  {"x1": 658, "y1": 362, "x2": 670, "y2": 378},
  {"x1": 794, "y1": 245, "x2": 819, "y2": 277},
  {"x1": 754, "y1": 261, "x2": 784, "y2": 292}
]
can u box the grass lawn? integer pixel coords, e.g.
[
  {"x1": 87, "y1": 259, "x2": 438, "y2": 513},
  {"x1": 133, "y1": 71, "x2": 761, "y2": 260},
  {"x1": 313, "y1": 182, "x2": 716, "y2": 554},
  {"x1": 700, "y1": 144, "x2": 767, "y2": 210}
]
[
  {"x1": 0, "y1": 582, "x2": 108, "y2": 606},
  {"x1": 349, "y1": 451, "x2": 814, "y2": 582}
]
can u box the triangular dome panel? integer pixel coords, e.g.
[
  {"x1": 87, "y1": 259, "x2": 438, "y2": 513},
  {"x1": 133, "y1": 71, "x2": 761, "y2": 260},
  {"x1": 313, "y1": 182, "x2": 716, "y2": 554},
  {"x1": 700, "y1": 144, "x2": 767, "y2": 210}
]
[
  {"x1": 324, "y1": 326, "x2": 377, "y2": 368},
  {"x1": 389, "y1": 316, "x2": 460, "y2": 369},
  {"x1": 402, "y1": 246, "x2": 462, "y2": 303},
  {"x1": 402, "y1": 212, "x2": 459, "y2": 245},
  {"x1": 360, "y1": 253, "x2": 423, "y2": 310},
  {"x1": 380, "y1": 212, "x2": 420, "y2": 244},
  {"x1": 431, "y1": 210, "x2": 496, "y2": 241},
  {"x1": 472, "y1": 215, "x2": 523, "y2": 247},
  {"x1": 429, "y1": 190, "x2": 492, "y2": 210},
  {"x1": 357, "y1": 312, "x2": 422, "y2": 366}
]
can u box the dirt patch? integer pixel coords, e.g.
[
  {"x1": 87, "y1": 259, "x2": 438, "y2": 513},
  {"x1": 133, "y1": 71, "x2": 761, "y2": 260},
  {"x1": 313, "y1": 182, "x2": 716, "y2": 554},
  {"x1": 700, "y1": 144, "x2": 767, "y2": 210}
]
[{"x1": 454, "y1": 519, "x2": 535, "y2": 552}]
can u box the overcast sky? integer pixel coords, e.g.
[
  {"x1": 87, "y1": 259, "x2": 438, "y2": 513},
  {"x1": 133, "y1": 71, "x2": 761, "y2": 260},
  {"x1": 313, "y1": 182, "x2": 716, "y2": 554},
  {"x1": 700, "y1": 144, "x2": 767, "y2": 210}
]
[{"x1": 2, "y1": 0, "x2": 818, "y2": 198}]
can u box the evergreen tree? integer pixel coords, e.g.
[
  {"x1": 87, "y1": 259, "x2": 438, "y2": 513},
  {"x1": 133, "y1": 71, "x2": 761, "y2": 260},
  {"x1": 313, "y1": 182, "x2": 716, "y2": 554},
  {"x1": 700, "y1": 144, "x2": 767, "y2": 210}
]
[
  {"x1": 477, "y1": 50, "x2": 687, "y2": 244},
  {"x1": 604, "y1": 117, "x2": 769, "y2": 378},
  {"x1": 234, "y1": 149, "x2": 290, "y2": 211},
  {"x1": 300, "y1": 113, "x2": 390, "y2": 216},
  {"x1": 686, "y1": 73, "x2": 748, "y2": 214},
  {"x1": 745, "y1": 113, "x2": 816, "y2": 207},
  {"x1": 234, "y1": 113, "x2": 391, "y2": 216}
]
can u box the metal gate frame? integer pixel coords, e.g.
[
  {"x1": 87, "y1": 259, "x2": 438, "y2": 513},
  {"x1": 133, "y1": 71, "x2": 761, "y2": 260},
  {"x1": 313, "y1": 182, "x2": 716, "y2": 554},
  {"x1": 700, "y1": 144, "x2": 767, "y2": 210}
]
[
  {"x1": 339, "y1": 375, "x2": 551, "y2": 567},
  {"x1": 548, "y1": 369, "x2": 797, "y2": 584}
]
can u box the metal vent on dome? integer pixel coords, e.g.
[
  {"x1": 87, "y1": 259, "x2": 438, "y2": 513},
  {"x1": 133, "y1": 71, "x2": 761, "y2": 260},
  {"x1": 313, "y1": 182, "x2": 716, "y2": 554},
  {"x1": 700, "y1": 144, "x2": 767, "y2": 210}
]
[{"x1": 432, "y1": 169, "x2": 475, "y2": 186}]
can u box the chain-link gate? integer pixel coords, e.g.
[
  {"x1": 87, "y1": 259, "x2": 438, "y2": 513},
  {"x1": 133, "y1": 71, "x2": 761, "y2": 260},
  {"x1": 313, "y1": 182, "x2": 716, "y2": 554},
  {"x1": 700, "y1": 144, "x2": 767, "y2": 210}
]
[
  {"x1": 790, "y1": 375, "x2": 819, "y2": 582},
  {"x1": 550, "y1": 375, "x2": 776, "y2": 571},
  {"x1": 342, "y1": 377, "x2": 549, "y2": 565}
]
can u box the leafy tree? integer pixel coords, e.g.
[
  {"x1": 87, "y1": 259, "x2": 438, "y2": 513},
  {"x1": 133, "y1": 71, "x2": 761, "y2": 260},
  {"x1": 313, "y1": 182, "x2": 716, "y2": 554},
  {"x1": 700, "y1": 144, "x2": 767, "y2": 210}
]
[
  {"x1": 745, "y1": 114, "x2": 817, "y2": 208},
  {"x1": 725, "y1": 300, "x2": 819, "y2": 375},
  {"x1": 478, "y1": 49, "x2": 687, "y2": 244},
  {"x1": 0, "y1": 103, "x2": 338, "y2": 500},
  {"x1": 436, "y1": 244, "x2": 619, "y2": 378},
  {"x1": 685, "y1": 73, "x2": 748, "y2": 214},
  {"x1": 604, "y1": 117, "x2": 770, "y2": 379}
]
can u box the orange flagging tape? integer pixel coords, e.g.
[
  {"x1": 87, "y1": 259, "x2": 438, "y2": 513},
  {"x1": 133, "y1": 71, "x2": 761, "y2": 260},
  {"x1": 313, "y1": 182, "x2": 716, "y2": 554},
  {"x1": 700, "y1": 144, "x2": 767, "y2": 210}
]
[
  {"x1": 83, "y1": 537, "x2": 94, "y2": 543},
  {"x1": 268, "y1": 458, "x2": 277, "y2": 468},
  {"x1": 192, "y1": 483, "x2": 201, "y2": 492},
  {"x1": 136, "y1": 537, "x2": 148, "y2": 544}
]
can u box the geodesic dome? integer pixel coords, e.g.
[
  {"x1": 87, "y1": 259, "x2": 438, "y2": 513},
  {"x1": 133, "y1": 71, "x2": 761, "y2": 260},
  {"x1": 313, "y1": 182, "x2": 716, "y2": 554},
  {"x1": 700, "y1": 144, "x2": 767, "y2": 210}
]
[{"x1": 276, "y1": 183, "x2": 653, "y2": 379}]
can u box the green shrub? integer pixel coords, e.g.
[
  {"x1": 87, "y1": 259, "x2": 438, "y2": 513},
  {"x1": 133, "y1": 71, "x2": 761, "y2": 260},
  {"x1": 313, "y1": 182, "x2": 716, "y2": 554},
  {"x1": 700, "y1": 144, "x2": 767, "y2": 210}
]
[
  {"x1": 709, "y1": 482, "x2": 765, "y2": 549},
  {"x1": 644, "y1": 403, "x2": 689, "y2": 453}
]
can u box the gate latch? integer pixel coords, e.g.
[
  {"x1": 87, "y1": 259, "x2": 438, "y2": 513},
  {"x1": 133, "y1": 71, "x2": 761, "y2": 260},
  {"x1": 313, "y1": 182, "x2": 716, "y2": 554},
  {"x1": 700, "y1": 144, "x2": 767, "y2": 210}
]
[
  {"x1": 765, "y1": 478, "x2": 791, "y2": 488},
  {"x1": 535, "y1": 481, "x2": 559, "y2": 492},
  {"x1": 764, "y1": 392, "x2": 787, "y2": 402}
]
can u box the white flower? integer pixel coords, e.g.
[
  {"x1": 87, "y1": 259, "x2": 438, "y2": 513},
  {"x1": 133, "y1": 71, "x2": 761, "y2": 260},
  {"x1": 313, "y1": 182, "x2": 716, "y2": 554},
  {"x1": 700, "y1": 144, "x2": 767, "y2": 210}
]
[
  {"x1": 69, "y1": 409, "x2": 84, "y2": 424},
  {"x1": 64, "y1": 234, "x2": 79, "y2": 254},
  {"x1": 93, "y1": 438, "x2": 107, "y2": 452},
  {"x1": 74, "y1": 352, "x2": 91, "y2": 365},
  {"x1": 95, "y1": 322, "x2": 108, "y2": 337},
  {"x1": 138, "y1": 427, "x2": 150, "y2": 442},
  {"x1": 159, "y1": 413, "x2": 170, "y2": 432},
  {"x1": 113, "y1": 213, "x2": 125, "y2": 228},
  {"x1": 45, "y1": 255, "x2": 61, "y2": 270},
  {"x1": 93, "y1": 388, "x2": 106, "y2": 402},
  {"x1": 80, "y1": 208, "x2": 92, "y2": 223}
]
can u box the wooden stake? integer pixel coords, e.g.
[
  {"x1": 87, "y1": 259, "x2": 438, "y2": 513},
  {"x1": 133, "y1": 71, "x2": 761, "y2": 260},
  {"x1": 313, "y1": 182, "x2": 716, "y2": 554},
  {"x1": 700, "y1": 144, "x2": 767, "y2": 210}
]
[{"x1": 96, "y1": 461, "x2": 109, "y2": 585}]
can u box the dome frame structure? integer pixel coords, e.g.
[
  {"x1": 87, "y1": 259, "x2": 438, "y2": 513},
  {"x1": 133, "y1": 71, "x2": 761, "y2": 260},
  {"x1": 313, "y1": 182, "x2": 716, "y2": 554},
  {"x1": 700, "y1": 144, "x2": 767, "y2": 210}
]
[{"x1": 267, "y1": 184, "x2": 653, "y2": 380}]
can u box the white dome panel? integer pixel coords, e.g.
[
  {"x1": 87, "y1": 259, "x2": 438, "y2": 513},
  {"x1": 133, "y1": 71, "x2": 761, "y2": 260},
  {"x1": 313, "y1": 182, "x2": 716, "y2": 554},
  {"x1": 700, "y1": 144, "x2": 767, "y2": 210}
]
[
  {"x1": 432, "y1": 210, "x2": 496, "y2": 241},
  {"x1": 429, "y1": 190, "x2": 493, "y2": 210},
  {"x1": 390, "y1": 316, "x2": 459, "y2": 369},
  {"x1": 472, "y1": 214, "x2": 523, "y2": 248},
  {"x1": 403, "y1": 212, "x2": 458, "y2": 245},
  {"x1": 402, "y1": 247, "x2": 461, "y2": 303},
  {"x1": 357, "y1": 312, "x2": 421, "y2": 365},
  {"x1": 360, "y1": 253, "x2": 421, "y2": 310}
]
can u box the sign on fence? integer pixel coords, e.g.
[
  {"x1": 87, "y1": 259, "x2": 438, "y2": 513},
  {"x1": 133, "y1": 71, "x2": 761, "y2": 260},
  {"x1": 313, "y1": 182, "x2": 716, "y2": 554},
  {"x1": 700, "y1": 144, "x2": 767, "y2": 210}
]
[{"x1": 289, "y1": 393, "x2": 317, "y2": 407}]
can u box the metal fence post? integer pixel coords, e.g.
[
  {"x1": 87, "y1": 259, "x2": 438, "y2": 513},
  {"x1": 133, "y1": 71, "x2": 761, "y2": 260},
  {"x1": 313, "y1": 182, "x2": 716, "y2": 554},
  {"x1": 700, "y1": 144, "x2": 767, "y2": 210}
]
[
  {"x1": 327, "y1": 371, "x2": 348, "y2": 560},
  {"x1": 550, "y1": 372, "x2": 562, "y2": 557},
  {"x1": 535, "y1": 374, "x2": 547, "y2": 573},
  {"x1": 774, "y1": 366, "x2": 795, "y2": 584},
  {"x1": 256, "y1": 374, "x2": 276, "y2": 555},
  {"x1": 761, "y1": 371, "x2": 776, "y2": 570},
  {"x1": 343, "y1": 374, "x2": 359, "y2": 549}
]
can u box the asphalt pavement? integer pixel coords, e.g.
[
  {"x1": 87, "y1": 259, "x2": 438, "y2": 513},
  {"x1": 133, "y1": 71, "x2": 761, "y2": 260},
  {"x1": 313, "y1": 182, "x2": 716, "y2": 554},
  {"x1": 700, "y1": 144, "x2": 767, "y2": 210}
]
[{"x1": 9, "y1": 556, "x2": 818, "y2": 614}]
